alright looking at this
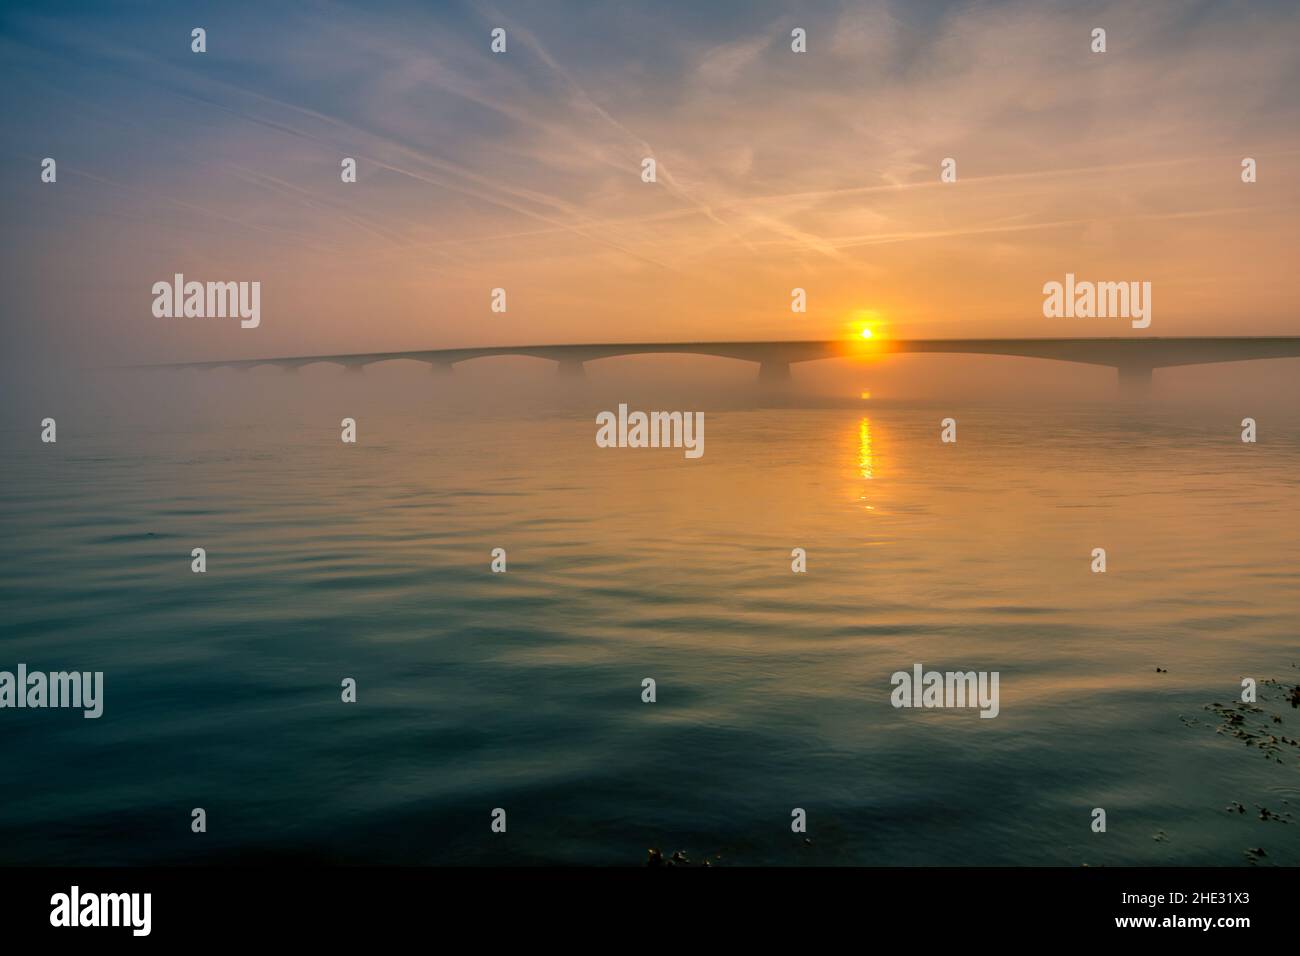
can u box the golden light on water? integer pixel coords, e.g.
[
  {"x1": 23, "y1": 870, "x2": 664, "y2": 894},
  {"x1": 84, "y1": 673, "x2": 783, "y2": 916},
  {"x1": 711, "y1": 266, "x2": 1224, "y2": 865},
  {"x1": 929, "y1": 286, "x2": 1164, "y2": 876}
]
[{"x1": 858, "y1": 417, "x2": 874, "y2": 510}]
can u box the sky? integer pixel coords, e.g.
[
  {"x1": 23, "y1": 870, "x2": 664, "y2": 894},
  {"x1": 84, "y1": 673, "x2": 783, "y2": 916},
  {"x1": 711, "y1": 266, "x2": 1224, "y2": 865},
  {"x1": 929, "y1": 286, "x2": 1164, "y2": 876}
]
[{"x1": 1, "y1": 0, "x2": 1298, "y2": 375}]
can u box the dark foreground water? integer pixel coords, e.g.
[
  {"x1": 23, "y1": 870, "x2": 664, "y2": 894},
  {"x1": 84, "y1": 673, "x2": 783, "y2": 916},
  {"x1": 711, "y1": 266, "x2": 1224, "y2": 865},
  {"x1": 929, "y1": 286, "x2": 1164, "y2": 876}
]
[{"x1": 2, "y1": 378, "x2": 1298, "y2": 865}]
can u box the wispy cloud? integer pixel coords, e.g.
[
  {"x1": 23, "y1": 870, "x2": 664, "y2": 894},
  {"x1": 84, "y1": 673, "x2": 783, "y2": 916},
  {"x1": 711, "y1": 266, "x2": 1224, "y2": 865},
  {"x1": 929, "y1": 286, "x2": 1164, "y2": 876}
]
[{"x1": 2, "y1": 0, "x2": 1298, "y2": 363}]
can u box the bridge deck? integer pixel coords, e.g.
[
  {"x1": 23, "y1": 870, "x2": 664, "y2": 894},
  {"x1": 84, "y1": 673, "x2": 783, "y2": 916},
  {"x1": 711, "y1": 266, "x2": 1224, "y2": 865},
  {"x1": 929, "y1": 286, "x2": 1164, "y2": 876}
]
[{"x1": 148, "y1": 337, "x2": 1300, "y2": 373}]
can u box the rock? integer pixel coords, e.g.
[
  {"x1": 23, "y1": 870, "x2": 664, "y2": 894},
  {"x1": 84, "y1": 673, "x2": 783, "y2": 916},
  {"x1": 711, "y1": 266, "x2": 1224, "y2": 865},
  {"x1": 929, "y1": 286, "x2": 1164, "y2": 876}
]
[{"x1": 646, "y1": 848, "x2": 664, "y2": 867}]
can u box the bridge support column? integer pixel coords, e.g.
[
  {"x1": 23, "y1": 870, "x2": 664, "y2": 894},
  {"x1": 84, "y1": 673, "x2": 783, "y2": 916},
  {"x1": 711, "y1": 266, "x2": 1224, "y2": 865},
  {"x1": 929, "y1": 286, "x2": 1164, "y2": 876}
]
[
  {"x1": 344, "y1": 364, "x2": 365, "y2": 374},
  {"x1": 429, "y1": 362, "x2": 453, "y2": 375},
  {"x1": 758, "y1": 360, "x2": 792, "y2": 385},
  {"x1": 557, "y1": 359, "x2": 586, "y2": 379},
  {"x1": 1116, "y1": 364, "x2": 1152, "y2": 397}
]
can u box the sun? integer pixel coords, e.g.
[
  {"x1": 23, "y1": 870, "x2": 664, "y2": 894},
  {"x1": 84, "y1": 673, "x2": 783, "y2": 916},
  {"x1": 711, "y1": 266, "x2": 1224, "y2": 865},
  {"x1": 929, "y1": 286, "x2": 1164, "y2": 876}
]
[{"x1": 847, "y1": 308, "x2": 887, "y2": 346}]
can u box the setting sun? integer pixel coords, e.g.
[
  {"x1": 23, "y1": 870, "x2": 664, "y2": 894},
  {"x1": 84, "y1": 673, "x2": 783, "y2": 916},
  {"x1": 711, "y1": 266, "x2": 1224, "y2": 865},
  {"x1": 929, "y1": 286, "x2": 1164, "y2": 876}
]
[{"x1": 847, "y1": 309, "x2": 888, "y2": 345}]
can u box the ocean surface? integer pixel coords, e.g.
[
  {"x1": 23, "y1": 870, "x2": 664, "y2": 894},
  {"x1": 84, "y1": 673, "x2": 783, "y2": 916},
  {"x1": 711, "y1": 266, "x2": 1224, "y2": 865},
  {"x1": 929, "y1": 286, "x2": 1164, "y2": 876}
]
[{"x1": 2, "y1": 378, "x2": 1299, "y2": 866}]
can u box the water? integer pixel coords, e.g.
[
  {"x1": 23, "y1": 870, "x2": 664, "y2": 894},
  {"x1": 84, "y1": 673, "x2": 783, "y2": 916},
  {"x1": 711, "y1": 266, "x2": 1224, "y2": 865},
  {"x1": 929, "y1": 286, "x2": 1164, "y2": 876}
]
[{"x1": 2, "y1": 381, "x2": 1299, "y2": 865}]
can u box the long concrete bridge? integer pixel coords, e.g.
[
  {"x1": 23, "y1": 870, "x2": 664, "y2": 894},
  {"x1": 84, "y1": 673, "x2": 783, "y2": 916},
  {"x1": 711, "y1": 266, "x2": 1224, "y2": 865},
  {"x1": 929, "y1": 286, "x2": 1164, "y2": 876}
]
[{"x1": 156, "y1": 336, "x2": 1300, "y2": 392}]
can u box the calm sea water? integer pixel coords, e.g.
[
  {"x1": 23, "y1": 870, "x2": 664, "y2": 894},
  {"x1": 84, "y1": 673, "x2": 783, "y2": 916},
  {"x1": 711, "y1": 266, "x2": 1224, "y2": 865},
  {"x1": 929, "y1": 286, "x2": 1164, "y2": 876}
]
[{"x1": 2, "y1": 380, "x2": 1298, "y2": 865}]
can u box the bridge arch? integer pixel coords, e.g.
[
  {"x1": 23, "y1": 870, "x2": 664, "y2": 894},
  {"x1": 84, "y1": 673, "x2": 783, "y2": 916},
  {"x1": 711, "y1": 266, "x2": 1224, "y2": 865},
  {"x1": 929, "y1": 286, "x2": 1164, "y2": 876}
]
[{"x1": 154, "y1": 337, "x2": 1300, "y2": 395}]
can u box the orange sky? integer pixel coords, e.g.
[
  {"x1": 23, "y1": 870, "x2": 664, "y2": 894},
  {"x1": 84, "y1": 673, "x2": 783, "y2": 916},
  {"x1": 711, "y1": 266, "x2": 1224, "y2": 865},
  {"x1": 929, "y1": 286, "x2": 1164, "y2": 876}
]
[{"x1": 3, "y1": 0, "x2": 1299, "y2": 370}]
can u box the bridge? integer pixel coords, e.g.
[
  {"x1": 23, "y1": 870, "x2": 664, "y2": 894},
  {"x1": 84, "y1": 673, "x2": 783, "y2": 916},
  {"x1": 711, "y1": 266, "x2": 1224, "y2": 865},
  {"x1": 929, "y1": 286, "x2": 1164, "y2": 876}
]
[{"x1": 154, "y1": 336, "x2": 1300, "y2": 393}]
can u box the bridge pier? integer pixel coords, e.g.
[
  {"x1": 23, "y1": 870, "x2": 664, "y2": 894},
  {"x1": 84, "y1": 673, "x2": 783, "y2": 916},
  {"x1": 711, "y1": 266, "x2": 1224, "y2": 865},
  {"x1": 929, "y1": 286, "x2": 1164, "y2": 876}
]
[
  {"x1": 344, "y1": 364, "x2": 365, "y2": 374},
  {"x1": 557, "y1": 359, "x2": 586, "y2": 379},
  {"x1": 1116, "y1": 364, "x2": 1152, "y2": 397},
  {"x1": 428, "y1": 362, "x2": 453, "y2": 375},
  {"x1": 758, "y1": 360, "x2": 792, "y2": 384}
]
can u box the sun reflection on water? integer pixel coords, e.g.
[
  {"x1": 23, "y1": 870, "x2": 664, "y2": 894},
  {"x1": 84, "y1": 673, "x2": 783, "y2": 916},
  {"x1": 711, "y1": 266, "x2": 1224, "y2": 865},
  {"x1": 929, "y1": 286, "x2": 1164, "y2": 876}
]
[{"x1": 858, "y1": 417, "x2": 874, "y2": 509}]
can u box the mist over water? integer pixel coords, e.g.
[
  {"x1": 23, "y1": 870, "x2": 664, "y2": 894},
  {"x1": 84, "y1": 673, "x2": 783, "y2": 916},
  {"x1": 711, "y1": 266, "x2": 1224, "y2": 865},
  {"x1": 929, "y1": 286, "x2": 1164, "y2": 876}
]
[{"x1": 2, "y1": 362, "x2": 1299, "y2": 865}]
